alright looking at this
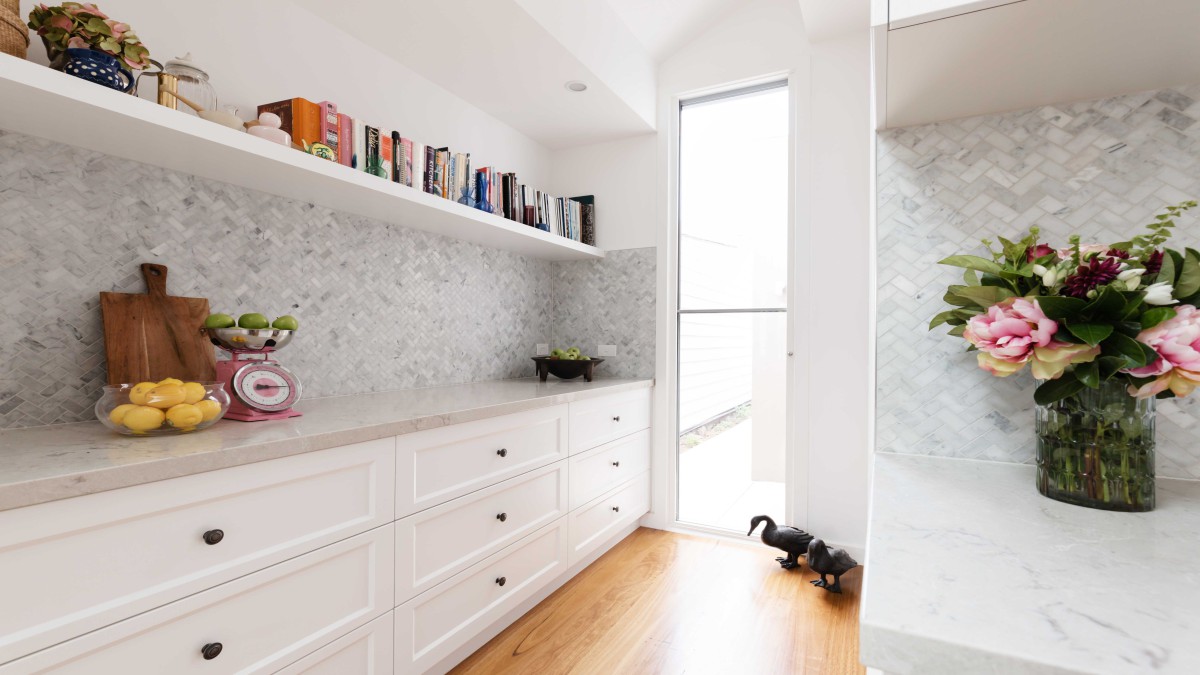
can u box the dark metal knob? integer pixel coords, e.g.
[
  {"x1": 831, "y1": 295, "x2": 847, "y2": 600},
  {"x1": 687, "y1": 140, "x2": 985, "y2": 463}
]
[
  {"x1": 201, "y1": 642, "x2": 223, "y2": 660},
  {"x1": 496, "y1": 576, "x2": 507, "y2": 587},
  {"x1": 203, "y1": 529, "x2": 224, "y2": 546},
  {"x1": 612, "y1": 506, "x2": 620, "y2": 513},
  {"x1": 497, "y1": 448, "x2": 508, "y2": 457},
  {"x1": 496, "y1": 512, "x2": 507, "y2": 522},
  {"x1": 612, "y1": 415, "x2": 621, "y2": 422},
  {"x1": 612, "y1": 461, "x2": 620, "y2": 467}
]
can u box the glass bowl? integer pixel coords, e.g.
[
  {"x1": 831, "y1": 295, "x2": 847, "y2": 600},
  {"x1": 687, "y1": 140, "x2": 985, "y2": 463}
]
[{"x1": 95, "y1": 381, "x2": 230, "y2": 436}]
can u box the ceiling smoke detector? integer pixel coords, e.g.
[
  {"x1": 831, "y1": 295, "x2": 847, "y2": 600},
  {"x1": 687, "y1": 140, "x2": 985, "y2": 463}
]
[{"x1": 565, "y1": 81, "x2": 588, "y2": 92}]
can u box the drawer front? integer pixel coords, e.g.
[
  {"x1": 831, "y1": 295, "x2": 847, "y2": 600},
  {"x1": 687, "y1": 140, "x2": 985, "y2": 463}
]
[
  {"x1": 396, "y1": 404, "x2": 567, "y2": 518},
  {"x1": 3, "y1": 525, "x2": 395, "y2": 675},
  {"x1": 277, "y1": 612, "x2": 394, "y2": 675},
  {"x1": 0, "y1": 438, "x2": 395, "y2": 666},
  {"x1": 395, "y1": 520, "x2": 567, "y2": 674},
  {"x1": 568, "y1": 388, "x2": 651, "y2": 454},
  {"x1": 395, "y1": 460, "x2": 567, "y2": 604},
  {"x1": 568, "y1": 472, "x2": 650, "y2": 566},
  {"x1": 569, "y1": 428, "x2": 651, "y2": 510}
]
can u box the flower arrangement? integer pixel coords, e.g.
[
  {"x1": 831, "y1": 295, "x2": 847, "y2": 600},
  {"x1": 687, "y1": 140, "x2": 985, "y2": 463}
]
[
  {"x1": 930, "y1": 201, "x2": 1200, "y2": 406},
  {"x1": 27, "y1": 2, "x2": 150, "y2": 71}
]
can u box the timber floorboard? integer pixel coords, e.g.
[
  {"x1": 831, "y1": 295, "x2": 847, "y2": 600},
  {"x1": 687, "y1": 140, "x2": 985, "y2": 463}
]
[{"x1": 450, "y1": 527, "x2": 864, "y2": 675}]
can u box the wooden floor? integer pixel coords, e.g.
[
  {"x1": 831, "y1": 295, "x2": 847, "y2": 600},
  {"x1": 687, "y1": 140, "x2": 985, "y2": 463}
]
[{"x1": 451, "y1": 528, "x2": 864, "y2": 675}]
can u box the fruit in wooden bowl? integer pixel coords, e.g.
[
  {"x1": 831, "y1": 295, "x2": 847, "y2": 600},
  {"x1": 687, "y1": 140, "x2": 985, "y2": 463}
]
[
  {"x1": 532, "y1": 355, "x2": 605, "y2": 382},
  {"x1": 96, "y1": 380, "x2": 230, "y2": 435}
]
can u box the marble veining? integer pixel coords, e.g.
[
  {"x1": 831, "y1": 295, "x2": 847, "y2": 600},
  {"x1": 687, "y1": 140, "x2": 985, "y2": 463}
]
[
  {"x1": 0, "y1": 377, "x2": 652, "y2": 512},
  {"x1": 862, "y1": 453, "x2": 1200, "y2": 674}
]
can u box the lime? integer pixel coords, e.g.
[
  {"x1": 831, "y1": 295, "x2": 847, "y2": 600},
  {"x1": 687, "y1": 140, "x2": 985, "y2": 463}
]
[
  {"x1": 204, "y1": 313, "x2": 236, "y2": 329},
  {"x1": 272, "y1": 315, "x2": 299, "y2": 330},
  {"x1": 238, "y1": 313, "x2": 270, "y2": 329}
]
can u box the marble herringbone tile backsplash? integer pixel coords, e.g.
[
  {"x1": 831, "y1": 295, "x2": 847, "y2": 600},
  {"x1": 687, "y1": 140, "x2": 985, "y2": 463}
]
[
  {"x1": 877, "y1": 85, "x2": 1200, "y2": 479},
  {"x1": 0, "y1": 131, "x2": 655, "y2": 429}
]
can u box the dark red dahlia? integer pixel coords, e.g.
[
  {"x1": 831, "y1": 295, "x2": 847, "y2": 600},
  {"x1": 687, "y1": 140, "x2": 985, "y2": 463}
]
[
  {"x1": 1026, "y1": 243, "x2": 1056, "y2": 262},
  {"x1": 1144, "y1": 250, "x2": 1164, "y2": 276},
  {"x1": 1106, "y1": 248, "x2": 1131, "y2": 259},
  {"x1": 1062, "y1": 256, "x2": 1122, "y2": 299}
]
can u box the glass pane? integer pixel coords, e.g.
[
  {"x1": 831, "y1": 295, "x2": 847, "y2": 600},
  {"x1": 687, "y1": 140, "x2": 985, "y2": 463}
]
[
  {"x1": 679, "y1": 86, "x2": 789, "y2": 310},
  {"x1": 677, "y1": 312, "x2": 786, "y2": 531}
]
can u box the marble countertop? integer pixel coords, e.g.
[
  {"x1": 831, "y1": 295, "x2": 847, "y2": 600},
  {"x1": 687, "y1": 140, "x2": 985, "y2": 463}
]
[
  {"x1": 862, "y1": 453, "x2": 1200, "y2": 675},
  {"x1": 0, "y1": 377, "x2": 652, "y2": 512}
]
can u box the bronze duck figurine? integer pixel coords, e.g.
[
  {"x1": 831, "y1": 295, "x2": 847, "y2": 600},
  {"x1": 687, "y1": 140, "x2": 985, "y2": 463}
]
[
  {"x1": 748, "y1": 515, "x2": 814, "y2": 570},
  {"x1": 806, "y1": 538, "x2": 859, "y2": 593}
]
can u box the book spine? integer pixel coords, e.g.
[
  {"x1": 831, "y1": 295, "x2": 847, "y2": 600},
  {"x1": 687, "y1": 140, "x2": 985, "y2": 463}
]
[
  {"x1": 413, "y1": 143, "x2": 425, "y2": 189},
  {"x1": 319, "y1": 101, "x2": 338, "y2": 159},
  {"x1": 391, "y1": 131, "x2": 402, "y2": 183},
  {"x1": 380, "y1": 133, "x2": 393, "y2": 181},
  {"x1": 337, "y1": 113, "x2": 352, "y2": 167},
  {"x1": 401, "y1": 138, "x2": 414, "y2": 187},
  {"x1": 424, "y1": 146, "x2": 435, "y2": 193},
  {"x1": 257, "y1": 100, "x2": 295, "y2": 136},
  {"x1": 365, "y1": 126, "x2": 382, "y2": 178},
  {"x1": 352, "y1": 119, "x2": 365, "y2": 170},
  {"x1": 292, "y1": 98, "x2": 321, "y2": 153}
]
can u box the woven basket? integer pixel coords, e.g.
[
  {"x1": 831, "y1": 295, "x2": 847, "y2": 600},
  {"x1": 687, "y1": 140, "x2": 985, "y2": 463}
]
[
  {"x1": 0, "y1": 7, "x2": 28, "y2": 60},
  {"x1": 0, "y1": 0, "x2": 17, "y2": 15}
]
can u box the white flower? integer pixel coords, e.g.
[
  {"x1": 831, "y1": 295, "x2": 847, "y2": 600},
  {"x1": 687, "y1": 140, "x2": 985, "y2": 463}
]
[
  {"x1": 1144, "y1": 281, "x2": 1178, "y2": 306},
  {"x1": 1118, "y1": 268, "x2": 1145, "y2": 291},
  {"x1": 1032, "y1": 264, "x2": 1048, "y2": 276},
  {"x1": 1041, "y1": 267, "x2": 1062, "y2": 287}
]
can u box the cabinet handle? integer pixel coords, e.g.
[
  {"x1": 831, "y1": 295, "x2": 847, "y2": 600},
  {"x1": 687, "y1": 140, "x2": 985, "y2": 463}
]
[
  {"x1": 496, "y1": 512, "x2": 508, "y2": 522},
  {"x1": 612, "y1": 506, "x2": 620, "y2": 513},
  {"x1": 496, "y1": 576, "x2": 507, "y2": 587},
  {"x1": 612, "y1": 415, "x2": 621, "y2": 422},
  {"x1": 497, "y1": 448, "x2": 508, "y2": 458},
  {"x1": 201, "y1": 642, "x2": 223, "y2": 660},
  {"x1": 612, "y1": 461, "x2": 620, "y2": 467},
  {"x1": 202, "y1": 529, "x2": 224, "y2": 546}
]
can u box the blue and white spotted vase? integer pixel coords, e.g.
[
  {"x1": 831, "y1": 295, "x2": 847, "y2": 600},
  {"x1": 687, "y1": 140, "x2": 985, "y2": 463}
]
[{"x1": 64, "y1": 48, "x2": 133, "y2": 92}]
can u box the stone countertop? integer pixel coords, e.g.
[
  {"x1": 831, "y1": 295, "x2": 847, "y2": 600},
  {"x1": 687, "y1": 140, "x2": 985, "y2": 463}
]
[
  {"x1": 0, "y1": 377, "x2": 653, "y2": 512},
  {"x1": 861, "y1": 453, "x2": 1200, "y2": 675}
]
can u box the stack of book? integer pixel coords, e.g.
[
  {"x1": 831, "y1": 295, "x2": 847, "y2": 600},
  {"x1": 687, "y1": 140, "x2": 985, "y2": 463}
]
[{"x1": 257, "y1": 97, "x2": 596, "y2": 246}]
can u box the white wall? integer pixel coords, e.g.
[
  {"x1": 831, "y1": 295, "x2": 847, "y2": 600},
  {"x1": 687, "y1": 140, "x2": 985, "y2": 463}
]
[
  {"x1": 19, "y1": 0, "x2": 552, "y2": 186},
  {"x1": 550, "y1": 134, "x2": 656, "y2": 250}
]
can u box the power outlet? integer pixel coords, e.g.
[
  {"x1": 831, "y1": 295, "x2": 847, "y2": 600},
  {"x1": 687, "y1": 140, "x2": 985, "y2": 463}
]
[
  {"x1": 535, "y1": 343, "x2": 550, "y2": 356},
  {"x1": 597, "y1": 344, "x2": 617, "y2": 357}
]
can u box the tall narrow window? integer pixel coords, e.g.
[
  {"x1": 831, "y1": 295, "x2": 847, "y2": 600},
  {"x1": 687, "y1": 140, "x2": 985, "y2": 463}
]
[{"x1": 677, "y1": 82, "x2": 789, "y2": 532}]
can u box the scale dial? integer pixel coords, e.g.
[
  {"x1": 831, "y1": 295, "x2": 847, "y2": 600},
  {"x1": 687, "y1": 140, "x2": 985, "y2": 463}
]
[{"x1": 231, "y1": 360, "x2": 302, "y2": 412}]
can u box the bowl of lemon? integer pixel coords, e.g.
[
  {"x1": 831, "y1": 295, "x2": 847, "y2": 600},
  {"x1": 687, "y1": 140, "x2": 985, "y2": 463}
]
[{"x1": 95, "y1": 379, "x2": 231, "y2": 435}]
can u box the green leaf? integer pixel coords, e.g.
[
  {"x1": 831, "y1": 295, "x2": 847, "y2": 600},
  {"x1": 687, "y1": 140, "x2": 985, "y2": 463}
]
[
  {"x1": 1158, "y1": 250, "x2": 1177, "y2": 285},
  {"x1": 938, "y1": 255, "x2": 1004, "y2": 276},
  {"x1": 929, "y1": 310, "x2": 962, "y2": 330},
  {"x1": 953, "y1": 285, "x2": 1015, "y2": 308},
  {"x1": 1065, "y1": 322, "x2": 1113, "y2": 346},
  {"x1": 1097, "y1": 356, "x2": 1127, "y2": 380},
  {"x1": 962, "y1": 269, "x2": 980, "y2": 286},
  {"x1": 1083, "y1": 285, "x2": 1125, "y2": 318},
  {"x1": 1176, "y1": 248, "x2": 1200, "y2": 298},
  {"x1": 943, "y1": 290, "x2": 974, "y2": 307},
  {"x1": 948, "y1": 325, "x2": 966, "y2": 337},
  {"x1": 1035, "y1": 376, "x2": 1087, "y2": 406},
  {"x1": 1076, "y1": 360, "x2": 1101, "y2": 388},
  {"x1": 1034, "y1": 295, "x2": 1087, "y2": 320},
  {"x1": 1104, "y1": 332, "x2": 1155, "y2": 369},
  {"x1": 1141, "y1": 307, "x2": 1176, "y2": 330}
]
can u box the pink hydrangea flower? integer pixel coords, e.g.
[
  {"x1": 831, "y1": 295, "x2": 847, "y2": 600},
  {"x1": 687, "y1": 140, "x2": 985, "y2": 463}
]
[
  {"x1": 1126, "y1": 305, "x2": 1200, "y2": 398},
  {"x1": 964, "y1": 297, "x2": 1100, "y2": 379}
]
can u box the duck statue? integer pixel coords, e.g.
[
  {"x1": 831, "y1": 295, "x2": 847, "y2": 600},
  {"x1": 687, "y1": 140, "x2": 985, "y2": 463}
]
[
  {"x1": 807, "y1": 538, "x2": 859, "y2": 593},
  {"x1": 748, "y1": 515, "x2": 814, "y2": 570}
]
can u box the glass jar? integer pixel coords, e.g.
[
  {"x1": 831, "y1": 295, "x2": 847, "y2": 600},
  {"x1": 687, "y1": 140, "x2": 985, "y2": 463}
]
[
  {"x1": 162, "y1": 53, "x2": 216, "y2": 115},
  {"x1": 1035, "y1": 378, "x2": 1156, "y2": 511}
]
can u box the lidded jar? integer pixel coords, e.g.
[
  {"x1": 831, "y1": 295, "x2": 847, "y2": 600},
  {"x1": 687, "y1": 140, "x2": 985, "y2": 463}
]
[{"x1": 162, "y1": 53, "x2": 216, "y2": 115}]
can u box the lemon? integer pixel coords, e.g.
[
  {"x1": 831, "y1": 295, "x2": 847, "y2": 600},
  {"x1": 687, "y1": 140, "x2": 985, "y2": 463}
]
[
  {"x1": 166, "y1": 403, "x2": 203, "y2": 429},
  {"x1": 122, "y1": 406, "x2": 165, "y2": 432},
  {"x1": 129, "y1": 381, "x2": 157, "y2": 405},
  {"x1": 157, "y1": 377, "x2": 184, "y2": 386},
  {"x1": 195, "y1": 399, "x2": 223, "y2": 422},
  {"x1": 108, "y1": 403, "x2": 138, "y2": 425},
  {"x1": 182, "y1": 382, "x2": 206, "y2": 404},
  {"x1": 145, "y1": 384, "x2": 186, "y2": 409}
]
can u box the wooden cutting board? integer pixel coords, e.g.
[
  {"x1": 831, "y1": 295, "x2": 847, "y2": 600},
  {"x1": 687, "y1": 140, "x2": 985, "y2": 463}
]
[{"x1": 99, "y1": 263, "x2": 217, "y2": 385}]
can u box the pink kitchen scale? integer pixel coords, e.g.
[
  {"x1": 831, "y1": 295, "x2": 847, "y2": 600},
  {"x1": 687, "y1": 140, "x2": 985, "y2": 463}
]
[{"x1": 203, "y1": 327, "x2": 303, "y2": 422}]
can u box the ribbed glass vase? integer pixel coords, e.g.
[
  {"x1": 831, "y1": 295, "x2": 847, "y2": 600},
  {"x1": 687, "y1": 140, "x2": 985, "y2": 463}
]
[{"x1": 1035, "y1": 378, "x2": 1156, "y2": 511}]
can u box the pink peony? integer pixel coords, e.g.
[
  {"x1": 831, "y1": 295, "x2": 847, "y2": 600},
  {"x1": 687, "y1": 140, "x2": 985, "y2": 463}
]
[
  {"x1": 104, "y1": 19, "x2": 128, "y2": 39},
  {"x1": 1126, "y1": 305, "x2": 1200, "y2": 398},
  {"x1": 964, "y1": 298, "x2": 1100, "y2": 379}
]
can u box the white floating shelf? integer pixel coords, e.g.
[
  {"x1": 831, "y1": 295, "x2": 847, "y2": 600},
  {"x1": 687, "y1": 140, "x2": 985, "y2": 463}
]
[{"x1": 0, "y1": 56, "x2": 604, "y2": 261}]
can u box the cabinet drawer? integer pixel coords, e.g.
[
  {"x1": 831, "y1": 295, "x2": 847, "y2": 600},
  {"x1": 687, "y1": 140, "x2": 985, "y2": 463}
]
[
  {"x1": 568, "y1": 473, "x2": 650, "y2": 566},
  {"x1": 395, "y1": 520, "x2": 567, "y2": 674},
  {"x1": 396, "y1": 404, "x2": 567, "y2": 518},
  {"x1": 395, "y1": 460, "x2": 567, "y2": 604},
  {"x1": 0, "y1": 438, "x2": 394, "y2": 665},
  {"x1": 568, "y1": 388, "x2": 651, "y2": 454},
  {"x1": 277, "y1": 611, "x2": 394, "y2": 675},
  {"x1": 569, "y1": 428, "x2": 651, "y2": 510},
  {"x1": 3, "y1": 525, "x2": 395, "y2": 675}
]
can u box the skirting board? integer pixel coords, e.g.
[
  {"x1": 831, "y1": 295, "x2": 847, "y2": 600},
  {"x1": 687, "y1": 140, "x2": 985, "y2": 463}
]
[{"x1": 427, "y1": 521, "x2": 643, "y2": 675}]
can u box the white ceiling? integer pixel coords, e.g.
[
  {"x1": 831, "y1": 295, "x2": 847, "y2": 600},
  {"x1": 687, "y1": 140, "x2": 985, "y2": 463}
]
[{"x1": 605, "y1": 0, "x2": 745, "y2": 61}]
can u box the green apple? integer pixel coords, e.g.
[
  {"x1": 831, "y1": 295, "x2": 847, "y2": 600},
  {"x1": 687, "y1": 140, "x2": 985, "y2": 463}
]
[
  {"x1": 581, "y1": 356, "x2": 591, "y2": 360},
  {"x1": 272, "y1": 315, "x2": 299, "y2": 331},
  {"x1": 238, "y1": 312, "x2": 270, "y2": 329},
  {"x1": 567, "y1": 347, "x2": 581, "y2": 355},
  {"x1": 563, "y1": 353, "x2": 577, "y2": 360},
  {"x1": 204, "y1": 313, "x2": 236, "y2": 329},
  {"x1": 550, "y1": 348, "x2": 565, "y2": 358}
]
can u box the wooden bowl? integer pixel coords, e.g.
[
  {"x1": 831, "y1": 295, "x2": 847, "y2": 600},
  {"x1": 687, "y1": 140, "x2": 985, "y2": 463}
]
[{"x1": 531, "y1": 356, "x2": 605, "y2": 382}]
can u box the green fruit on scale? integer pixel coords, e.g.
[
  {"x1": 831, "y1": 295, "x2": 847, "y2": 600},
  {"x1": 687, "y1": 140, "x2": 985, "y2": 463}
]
[
  {"x1": 238, "y1": 313, "x2": 270, "y2": 329},
  {"x1": 272, "y1": 315, "x2": 299, "y2": 331},
  {"x1": 204, "y1": 313, "x2": 236, "y2": 329}
]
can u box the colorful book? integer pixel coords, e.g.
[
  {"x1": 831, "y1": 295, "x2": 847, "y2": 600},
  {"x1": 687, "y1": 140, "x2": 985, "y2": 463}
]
[
  {"x1": 399, "y1": 137, "x2": 414, "y2": 187},
  {"x1": 352, "y1": 119, "x2": 365, "y2": 170},
  {"x1": 318, "y1": 101, "x2": 339, "y2": 161},
  {"x1": 413, "y1": 142, "x2": 425, "y2": 190},
  {"x1": 572, "y1": 195, "x2": 596, "y2": 246},
  {"x1": 391, "y1": 131, "x2": 403, "y2": 184},
  {"x1": 337, "y1": 113, "x2": 352, "y2": 167},
  {"x1": 423, "y1": 145, "x2": 435, "y2": 193},
  {"x1": 364, "y1": 126, "x2": 384, "y2": 178},
  {"x1": 257, "y1": 98, "x2": 320, "y2": 152},
  {"x1": 380, "y1": 133, "x2": 393, "y2": 182}
]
